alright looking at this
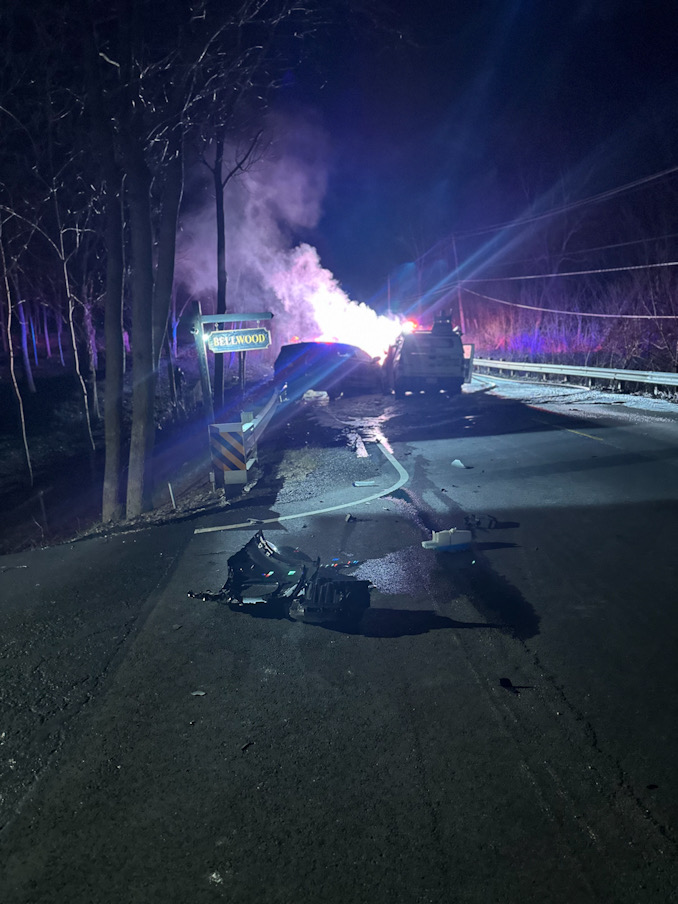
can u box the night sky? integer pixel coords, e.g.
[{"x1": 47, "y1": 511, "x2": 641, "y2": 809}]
[{"x1": 283, "y1": 0, "x2": 678, "y2": 300}]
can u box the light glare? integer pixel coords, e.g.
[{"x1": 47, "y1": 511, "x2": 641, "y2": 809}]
[{"x1": 268, "y1": 244, "x2": 406, "y2": 358}]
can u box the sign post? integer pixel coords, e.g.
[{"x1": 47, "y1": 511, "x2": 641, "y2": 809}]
[
  {"x1": 197, "y1": 312, "x2": 273, "y2": 488},
  {"x1": 191, "y1": 301, "x2": 214, "y2": 425}
]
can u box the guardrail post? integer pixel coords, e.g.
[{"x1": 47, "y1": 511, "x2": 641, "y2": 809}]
[
  {"x1": 207, "y1": 390, "x2": 280, "y2": 490},
  {"x1": 209, "y1": 422, "x2": 250, "y2": 485}
]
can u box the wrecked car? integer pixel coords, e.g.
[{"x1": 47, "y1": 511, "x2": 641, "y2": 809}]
[{"x1": 274, "y1": 341, "x2": 383, "y2": 401}]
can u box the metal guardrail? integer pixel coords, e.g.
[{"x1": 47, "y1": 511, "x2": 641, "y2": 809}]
[
  {"x1": 474, "y1": 358, "x2": 678, "y2": 389},
  {"x1": 242, "y1": 387, "x2": 280, "y2": 449}
]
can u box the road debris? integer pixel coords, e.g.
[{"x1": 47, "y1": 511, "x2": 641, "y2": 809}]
[
  {"x1": 421, "y1": 528, "x2": 472, "y2": 551},
  {"x1": 191, "y1": 690, "x2": 206, "y2": 696},
  {"x1": 353, "y1": 480, "x2": 377, "y2": 487},
  {"x1": 451, "y1": 459, "x2": 471, "y2": 469},
  {"x1": 302, "y1": 389, "x2": 329, "y2": 404},
  {"x1": 188, "y1": 531, "x2": 371, "y2": 625},
  {"x1": 348, "y1": 433, "x2": 369, "y2": 458},
  {"x1": 324, "y1": 557, "x2": 360, "y2": 569}
]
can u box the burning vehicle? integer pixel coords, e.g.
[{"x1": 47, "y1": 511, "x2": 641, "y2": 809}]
[{"x1": 274, "y1": 341, "x2": 383, "y2": 401}]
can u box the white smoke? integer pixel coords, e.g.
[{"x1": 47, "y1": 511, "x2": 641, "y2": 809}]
[{"x1": 176, "y1": 112, "x2": 403, "y2": 359}]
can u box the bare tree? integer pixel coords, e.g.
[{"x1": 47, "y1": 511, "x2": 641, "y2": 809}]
[
  {"x1": 204, "y1": 128, "x2": 264, "y2": 412},
  {"x1": 84, "y1": 0, "x2": 316, "y2": 517},
  {"x1": 0, "y1": 218, "x2": 33, "y2": 485},
  {"x1": 2, "y1": 0, "x2": 324, "y2": 523}
]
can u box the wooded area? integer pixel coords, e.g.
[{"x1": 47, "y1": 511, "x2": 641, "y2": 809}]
[
  {"x1": 0, "y1": 0, "x2": 317, "y2": 520},
  {"x1": 406, "y1": 178, "x2": 678, "y2": 374}
]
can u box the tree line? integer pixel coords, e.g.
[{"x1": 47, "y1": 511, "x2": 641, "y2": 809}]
[
  {"x1": 0, "y1": 0, "x2": 322, "y2": 521},
  {"x1": 410, "y1": 178, "x2": 678, "y2": 376}
]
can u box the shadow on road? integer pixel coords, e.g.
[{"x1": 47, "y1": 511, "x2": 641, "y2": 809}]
[
  {"x1": 337, "y1": 608, "x2": 505, "y2": 637},
  {"x1": 214, "y1": 598, "x2": 504, "y2": 637}
]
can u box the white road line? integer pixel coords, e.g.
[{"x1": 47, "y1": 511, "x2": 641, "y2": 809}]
[{"x1": 193, "y1": 440, "x2": 410, "y2": 534}]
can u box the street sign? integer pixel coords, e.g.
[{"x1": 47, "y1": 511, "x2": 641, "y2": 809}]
[{"x1": 206, "y1": 328, "x2": 272, "y2": 353}]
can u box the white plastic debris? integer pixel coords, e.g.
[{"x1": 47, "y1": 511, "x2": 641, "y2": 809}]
[
  {"x1": 353, "y1": 480, "x2": 376, "y2": 487},
  {"x1": 422, "y1": 528, "x2": 472, "y2": 551},
  {"x1": 191, "y1": 690, "x2": 207, "y2": 696},
  {"x1": 451, "y1": 459, "x2": 468, "y2": 469},
  {"x1": 302, "y1": 389, "x2": 329, "y2": 404}
]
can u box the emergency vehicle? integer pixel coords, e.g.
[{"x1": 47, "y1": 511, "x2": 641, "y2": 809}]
[{"x1": 385, "y1": 318, "x2": 474, "y2": 397}]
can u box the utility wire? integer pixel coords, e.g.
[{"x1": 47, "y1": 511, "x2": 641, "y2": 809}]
[
  {"x1": 462, "y1": 287, "x2": 678, "y2": 319},
  {"x1": 456, "y1": 164, "x2": 678, "y2": 238},
  {"x1": 459, "y1": 259, "x2": 678, "y2": 282},
  {"x1": 408, "y1": 258, "x2": 678, "y2": 303},
  {"x1": 552, "y1": 231, "x2": 678, "y2": 258},
  {"x1": 479, "y1": 231, "x2": 678, "y2": 270}
]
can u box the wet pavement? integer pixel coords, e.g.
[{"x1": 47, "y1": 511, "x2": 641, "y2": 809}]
[{"x1": 1, "y1": 382, "x2": 678, "y2": 902}]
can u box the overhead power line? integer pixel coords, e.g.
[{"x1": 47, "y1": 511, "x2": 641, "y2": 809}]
[
  {"x1": 478, "y1": 231, "x2": 678, "y2": 270},
  {"x1": 460, "y1": 259, "x2": 678, "y2": 283},
  {"x1": 463, "y1": 287, "x2": 678, "y2": 319},
  {"x1": 552, "y1": 231, "x2": 678, "y2": 258},
  {"x1": 457, "y1": 164, "x2": 678, "y2": 238}
]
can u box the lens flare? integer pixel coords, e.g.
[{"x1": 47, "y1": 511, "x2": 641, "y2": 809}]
[{"x1": 267, "y1": 244, "x2": 405, "y2": 358}]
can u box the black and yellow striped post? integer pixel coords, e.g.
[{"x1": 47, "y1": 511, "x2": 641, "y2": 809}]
[{"x1": 209, "y1": 422, "x2": 250, "y2": 484}]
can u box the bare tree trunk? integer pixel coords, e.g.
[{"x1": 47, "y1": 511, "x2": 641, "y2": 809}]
[
  {"x1": 56, "y1": 300, "x2": 65, "y2": 366},
  {"x1": 152, "y1": 132, "x2": 184, "y2": 369},
  {"x1": 125, "y1": 142, "x2": 157, "y2": 519},
  {"x1": 164, "y1": 330, "x2": 178, "y2": 412},
  {"x1": 0, "y1": 281, "x2": 8, "y2": 356},
  {"x1": 102, "y1": 176, "x2": 125, "y2": 522},
  {"x1": 82, "y1": 11, "x2": 126, "y2": 525},
  {"x1": 29, "y1": 305, "x2": 39, "y2": 367},
  {"x1": 213, "y1": 129, "x2": 227, "y2": 413},
  {"x1": 116, "y1": 0, "x2": 157, "y2": 520},
  {"x1": 43, "y1": 305, "x2": 52, "y2": 358},
  {"x1": 15, "y1": 298, "x2": 37, "y2": 393},
  {"x1": 65, "y1": 283, "x2": 95, "y2": 452},
  {"x1": 51, "y1": 185, "x2": 95, "y2": 452},
  {"x1": 0, "y1": 225, "x2": 33, "y2": 485},
  {"x1": 83, "y1": 298, "x2": 100, "y2": 420},
  {"x1": 171, "y1": 294, "x2": 179, "y2": 358},
  {"x1": 170, "y1": 289, "x2": 179, "y2": 358},
  {"x1": 207, "y1": 129, "x2": 262, "y2": 414}
]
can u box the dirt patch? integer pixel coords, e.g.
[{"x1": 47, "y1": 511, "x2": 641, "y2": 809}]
[{"x1": 275, "y1": 449, "x2": 323, "y2": 481}]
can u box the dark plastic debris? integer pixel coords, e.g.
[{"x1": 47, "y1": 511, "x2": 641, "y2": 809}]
[{"x1": 188, "y1": 531, "x2": 370, "y2": 625}]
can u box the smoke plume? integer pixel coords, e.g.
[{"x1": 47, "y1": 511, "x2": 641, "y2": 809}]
[{"x1": 176, "y1": 113, "x2": 403, "y2": 359}]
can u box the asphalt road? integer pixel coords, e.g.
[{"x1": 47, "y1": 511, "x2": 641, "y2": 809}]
[{"x1": 1, "y1": 379, "x2": 677, "y2": 903}]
